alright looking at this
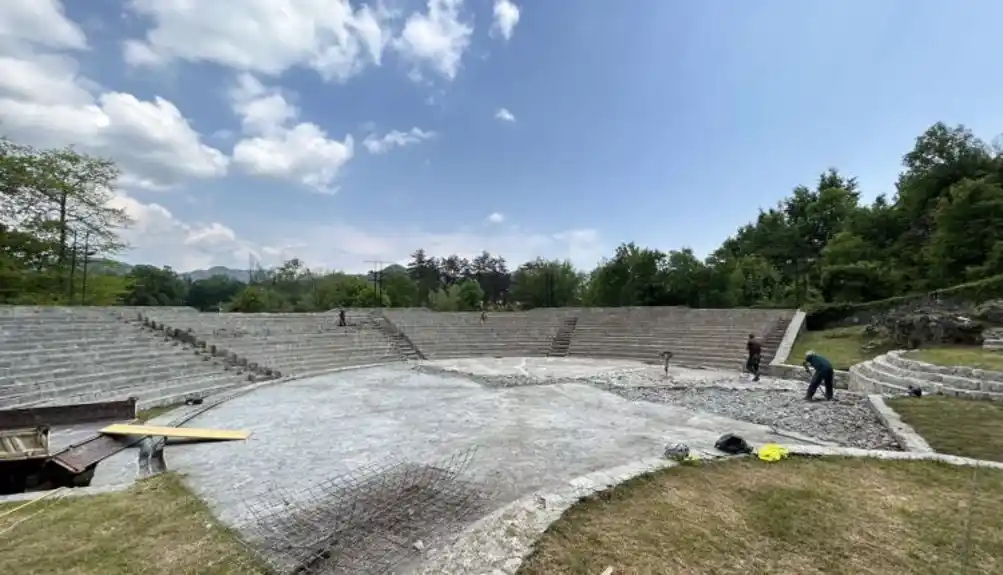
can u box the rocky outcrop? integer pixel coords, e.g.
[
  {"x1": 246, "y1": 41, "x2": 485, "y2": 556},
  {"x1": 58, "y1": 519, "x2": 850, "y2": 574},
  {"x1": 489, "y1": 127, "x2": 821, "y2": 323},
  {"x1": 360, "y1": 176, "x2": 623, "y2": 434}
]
[{"x1": 866, "y1": 308, "x2": 985, "y2": 349}]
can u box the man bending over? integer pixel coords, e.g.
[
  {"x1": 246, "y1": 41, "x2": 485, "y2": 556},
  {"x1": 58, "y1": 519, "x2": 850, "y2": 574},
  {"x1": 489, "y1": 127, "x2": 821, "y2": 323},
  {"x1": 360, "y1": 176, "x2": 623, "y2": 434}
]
[
  {"x1": 746, "y1": 334, "x2": 762, "y2": 382},
  {"x1": 803, "y1": 350, "x2": 835, "y2": 401}
]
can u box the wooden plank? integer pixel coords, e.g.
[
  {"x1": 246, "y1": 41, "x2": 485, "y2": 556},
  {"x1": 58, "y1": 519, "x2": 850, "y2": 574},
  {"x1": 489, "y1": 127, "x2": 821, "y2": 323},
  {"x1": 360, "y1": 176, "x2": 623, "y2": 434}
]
[
  {"x1": 51, "y1": 433, "x2": 137, "y2": 474},
  {"x1": 99, "y1": 424, "x2": 251, "y2": 441}
]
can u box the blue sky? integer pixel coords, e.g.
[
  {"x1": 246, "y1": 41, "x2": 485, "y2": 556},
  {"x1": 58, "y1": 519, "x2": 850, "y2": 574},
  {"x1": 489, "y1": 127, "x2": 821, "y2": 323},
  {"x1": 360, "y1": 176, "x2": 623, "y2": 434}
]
[{"x1": 3, "y1": 1, "x2": 1003, "y2": 273}]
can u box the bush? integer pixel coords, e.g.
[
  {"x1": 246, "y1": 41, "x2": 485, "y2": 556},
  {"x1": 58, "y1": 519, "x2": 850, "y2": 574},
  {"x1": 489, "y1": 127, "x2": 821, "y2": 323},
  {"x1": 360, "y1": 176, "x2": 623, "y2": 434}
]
[{"x1": 805, "y1": 274, "x2": 1003, "y2": 331}]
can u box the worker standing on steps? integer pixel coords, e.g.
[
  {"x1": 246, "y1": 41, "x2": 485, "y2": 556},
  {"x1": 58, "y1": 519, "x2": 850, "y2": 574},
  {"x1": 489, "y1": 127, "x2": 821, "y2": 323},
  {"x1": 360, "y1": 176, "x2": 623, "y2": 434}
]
[
  {"x1": 803, "y1": 350, "x2": 835, "y2": 401},
  {"x1": 745, "y1": 333, "x2": 762, "y2": 382}
]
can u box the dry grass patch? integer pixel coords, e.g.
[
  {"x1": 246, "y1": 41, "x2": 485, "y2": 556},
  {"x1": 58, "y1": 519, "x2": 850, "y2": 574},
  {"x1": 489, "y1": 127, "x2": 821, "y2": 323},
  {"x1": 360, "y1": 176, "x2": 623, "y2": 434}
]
[
  {"x1": 519, "y1": 457, "x2": 1003, "y2": 575},
  {"x1": 906, "y1": 347, "x2": 1003, "y2": 372},
  {"x1": 789, "y1": 326, "x2": 892, "y2": 370},
  {"x1": 888, "y1": 396, "x2": 1003, "y2": 462},
  {"x1": 0, "y1": 473, "x2": 265, "y2": 575},
  {"x1": 136, "y1": 404, "x2": 182, "y2": 422}
]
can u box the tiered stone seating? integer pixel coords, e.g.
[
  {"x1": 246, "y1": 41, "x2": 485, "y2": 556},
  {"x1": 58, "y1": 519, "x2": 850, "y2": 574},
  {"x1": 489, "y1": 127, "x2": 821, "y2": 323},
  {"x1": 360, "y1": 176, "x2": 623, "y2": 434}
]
[
  {"x1": 567, "y1": 307, "x2": 795, "y2": 370},
  {"x1": 382, "y1": 310, "x2": 568, "y2": 358},
  {"x1": 139, "y1": 310, "x2": 400, "y2": 376},
  {"x1": 850, "y1": 350, "x2": 1003, "y2": 400},
  {"x1": 984, "y1": 328, "x2": 1003, "y2": 350},
  {"x1": 0, "y1": 306, "x2": 250, "y2": 410}
]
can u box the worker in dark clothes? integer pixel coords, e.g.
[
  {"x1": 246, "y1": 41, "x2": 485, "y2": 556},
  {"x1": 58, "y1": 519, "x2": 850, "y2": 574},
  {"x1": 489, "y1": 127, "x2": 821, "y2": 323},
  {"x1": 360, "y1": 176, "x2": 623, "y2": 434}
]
[
  {"x1": 803, "y1": 350, "x2": 835, "y2": 401},
  {"x1": 746, "y1": 334, "x2": 762, "y2": 382},
  {"x1": 338, "y1": 308, "x2": 347, "y2": 327}
]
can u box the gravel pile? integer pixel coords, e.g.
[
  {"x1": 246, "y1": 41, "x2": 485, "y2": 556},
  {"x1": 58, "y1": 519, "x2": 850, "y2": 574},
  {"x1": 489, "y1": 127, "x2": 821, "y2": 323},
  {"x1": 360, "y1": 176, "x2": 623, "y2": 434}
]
[
  {"x1": 412, "y1": 364, "x2": 559, "y2": 388},
  {"x1": 608, "y1": 386, "x2": 902, "y2": 451}
]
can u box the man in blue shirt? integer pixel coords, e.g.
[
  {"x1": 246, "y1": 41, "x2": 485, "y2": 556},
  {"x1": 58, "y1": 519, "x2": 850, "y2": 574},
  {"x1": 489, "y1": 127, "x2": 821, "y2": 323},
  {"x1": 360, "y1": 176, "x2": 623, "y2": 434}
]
[{"x1": 803, "y1": 350, "x2": 835, "y2": 401}]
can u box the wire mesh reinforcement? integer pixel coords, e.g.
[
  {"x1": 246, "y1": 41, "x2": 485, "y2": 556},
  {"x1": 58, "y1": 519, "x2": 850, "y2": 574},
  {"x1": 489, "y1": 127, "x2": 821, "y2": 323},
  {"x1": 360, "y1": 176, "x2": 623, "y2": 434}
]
[{"x1": 238, "y1": 447, "x2": 492, "y2": 575}]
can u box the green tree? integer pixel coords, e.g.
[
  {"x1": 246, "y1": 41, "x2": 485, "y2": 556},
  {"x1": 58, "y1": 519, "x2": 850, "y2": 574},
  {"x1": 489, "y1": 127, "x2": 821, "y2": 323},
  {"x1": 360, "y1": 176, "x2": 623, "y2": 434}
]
[
  {"x1": 122, "y1": 265, "x2": 187, "y2": 306},
  {"x1": 509, "y1": 258, "x2": 581, "y2": 309},
  {"x1": 454, "y1": 279, "x2": 485, "y2": 311},
  {"x1": 187, "y1": 275, "x2": 246, "y2": 311}
]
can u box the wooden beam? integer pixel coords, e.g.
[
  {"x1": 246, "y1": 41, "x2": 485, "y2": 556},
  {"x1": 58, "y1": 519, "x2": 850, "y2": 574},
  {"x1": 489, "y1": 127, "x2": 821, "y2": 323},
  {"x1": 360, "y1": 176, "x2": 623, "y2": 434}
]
[{"x1": 99, "y1": 424, "x2": 250, "y2": 441}]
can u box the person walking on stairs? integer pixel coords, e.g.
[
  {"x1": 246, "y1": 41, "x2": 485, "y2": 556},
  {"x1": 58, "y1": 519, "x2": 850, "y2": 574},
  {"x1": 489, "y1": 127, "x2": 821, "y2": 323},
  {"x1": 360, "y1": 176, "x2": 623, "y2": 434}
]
[
  {"x1": 746, "y1": 334, "x2": 762, "y2": 382},
  {"x1": 803, "y1": 350, "x2": 835, "y2": 401}
]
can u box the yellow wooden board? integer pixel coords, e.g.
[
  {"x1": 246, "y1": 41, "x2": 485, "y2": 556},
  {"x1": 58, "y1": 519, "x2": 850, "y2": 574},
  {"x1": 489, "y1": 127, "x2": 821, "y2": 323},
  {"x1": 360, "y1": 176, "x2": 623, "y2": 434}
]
[{"x1": 99, "y1": 424, "x2": 251, "y2": 441}]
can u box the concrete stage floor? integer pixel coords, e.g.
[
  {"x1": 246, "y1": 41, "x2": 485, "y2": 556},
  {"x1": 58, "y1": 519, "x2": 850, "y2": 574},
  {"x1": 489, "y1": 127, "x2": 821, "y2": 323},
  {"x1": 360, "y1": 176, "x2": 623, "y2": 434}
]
[{"x1": 163, "y1": 358, "x2": 811, "y2": 554}]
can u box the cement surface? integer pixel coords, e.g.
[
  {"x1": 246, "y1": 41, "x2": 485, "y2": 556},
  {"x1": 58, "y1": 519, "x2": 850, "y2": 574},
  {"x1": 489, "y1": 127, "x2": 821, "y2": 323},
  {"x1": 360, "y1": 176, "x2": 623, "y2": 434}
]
[{"x1": 166, "y1": 359, "x2": 817, "y2": 570}]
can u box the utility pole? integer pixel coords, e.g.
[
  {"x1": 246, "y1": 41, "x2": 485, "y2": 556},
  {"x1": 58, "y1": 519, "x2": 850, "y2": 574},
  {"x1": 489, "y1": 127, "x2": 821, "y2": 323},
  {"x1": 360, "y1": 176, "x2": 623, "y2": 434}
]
[
  {"x1": 80, "y1": 231, "x2": 96, "y2": 306},
  {"x1": 364, "y1": 260, "x2": 387, "y2": 307},
  {"x1": 68, "y1": 230, "x2": 78, "y2": 303}
]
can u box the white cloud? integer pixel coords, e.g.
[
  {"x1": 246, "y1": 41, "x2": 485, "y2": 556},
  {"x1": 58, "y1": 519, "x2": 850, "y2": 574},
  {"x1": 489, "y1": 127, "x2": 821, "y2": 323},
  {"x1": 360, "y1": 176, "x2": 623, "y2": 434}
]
[
  {"x1": 0, "y1": 1, "x2": 228, "y2": 190},
  {"x1": 0, "y1": 0, "x2": 87, "y2": 51},
  {"x1": 229, "y1": 74, "x2": 354, "y2": 193},
  {"x1": 109, "y1": 191, "x2": 258, "y2": 272},
  {"x1": 112, "y1": 192, "x2": 605, "y2": 274},
  {"x1": 392, "y1": 0, "x2": 473, "y2": 81},
  {"x1": 362, "y1": 127, "x2": 436, "y2": 154},
  {"x1": 491, "y1": 0, "x2": 520, "y2": 41},
  {"x1": 495, "y1": 107, "x2": 516, "y2": 122},
  {"x1": 486, "y1": 212, "x2": 505, "y2": 224},
  {"x1": 123, "y1": 0, "x2": 391, "y2": 83},
  {"x1": 254, "y1": 222, "x2": 607, "y2": 274}
]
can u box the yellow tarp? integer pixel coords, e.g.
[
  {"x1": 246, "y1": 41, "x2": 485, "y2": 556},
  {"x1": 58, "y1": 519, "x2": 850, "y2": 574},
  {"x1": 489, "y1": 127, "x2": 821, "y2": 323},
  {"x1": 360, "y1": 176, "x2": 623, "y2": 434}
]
[
  {"x1": 99, "y1": 424, "x2": 251, "y2": 441},
  {"x1": 757, "y1": 444, "x2": 790, "y2": 462}
]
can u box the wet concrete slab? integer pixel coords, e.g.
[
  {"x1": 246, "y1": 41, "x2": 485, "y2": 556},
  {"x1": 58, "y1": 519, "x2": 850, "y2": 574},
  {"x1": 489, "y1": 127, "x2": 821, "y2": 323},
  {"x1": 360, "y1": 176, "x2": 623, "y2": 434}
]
[{"x1": 166, "y1": 360, "x2": 803, "y2": 534}]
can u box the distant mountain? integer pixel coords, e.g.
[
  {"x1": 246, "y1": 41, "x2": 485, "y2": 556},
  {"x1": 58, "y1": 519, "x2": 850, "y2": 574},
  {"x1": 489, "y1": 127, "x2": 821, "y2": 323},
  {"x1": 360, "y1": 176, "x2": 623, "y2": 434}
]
[
  {"x1": 182, "y1": 266, "x2": 251, "y2": 282},
  {"x1": 88, "y1": 259, "x2": 133, "y2": 276}
]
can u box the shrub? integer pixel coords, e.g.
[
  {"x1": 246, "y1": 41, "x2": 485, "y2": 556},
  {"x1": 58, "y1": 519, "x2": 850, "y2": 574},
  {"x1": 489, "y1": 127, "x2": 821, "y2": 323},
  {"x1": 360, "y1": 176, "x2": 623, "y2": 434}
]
[{"x1": 805, "y1": 274, "x2": 1003, "y2": 330}]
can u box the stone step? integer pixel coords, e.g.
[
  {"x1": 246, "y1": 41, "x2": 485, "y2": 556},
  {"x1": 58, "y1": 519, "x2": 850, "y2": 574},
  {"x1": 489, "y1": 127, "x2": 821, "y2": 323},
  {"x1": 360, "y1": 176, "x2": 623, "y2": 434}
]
[
  {"x1": 2, "y1": 353, "x2": 221, "y2": 382},
  {"x1": 869, "y1": 355, "x2": 1001, "y2": 392},
  {"x1": 41, "y1": 374, "x2": 246, "y2": 408},
  {"x1": 850, "y1": 355, "x2": 1003, "y2": 401},
  {"x1": 0, "y1": 368, "x2": 247, "y2": 409},
  {"x1": 0, "y1": 344, "x2": 204, "y2": 369},
  {"x1": 0, "y1": 361, "x2": 235, "y2": 395},
  {"x1": 884, "y1": 351, "x2": 1003, "y2": 382},
  {"x1": 0, "y1": 333, "x2": 189, "y2": 355}
]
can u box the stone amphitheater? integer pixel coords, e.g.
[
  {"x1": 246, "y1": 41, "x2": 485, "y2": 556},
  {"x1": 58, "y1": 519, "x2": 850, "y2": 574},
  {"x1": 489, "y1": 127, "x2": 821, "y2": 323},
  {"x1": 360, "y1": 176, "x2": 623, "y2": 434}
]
[{"x1": 2, "y1": 304, "x2": 1003, "y2": 573}]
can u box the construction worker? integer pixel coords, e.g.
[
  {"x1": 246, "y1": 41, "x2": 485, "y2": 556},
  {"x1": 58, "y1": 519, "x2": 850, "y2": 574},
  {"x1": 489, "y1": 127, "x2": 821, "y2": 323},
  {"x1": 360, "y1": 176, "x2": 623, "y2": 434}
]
[
  {"x1": 746, "y1": 333, "x2": 762, "y2": 382},
  {"x1": 803, "y1": 350, "x2": 835, "y2": 401}
]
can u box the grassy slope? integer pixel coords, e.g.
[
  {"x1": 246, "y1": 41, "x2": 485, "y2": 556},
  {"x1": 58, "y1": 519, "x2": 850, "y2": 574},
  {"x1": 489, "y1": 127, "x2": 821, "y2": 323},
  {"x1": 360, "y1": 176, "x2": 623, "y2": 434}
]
[
  {"x1": 0, "y1": 474, "x2": 266, "y2": 575},
  {"x1": 520, "y1": 457, "x2": 1003, "y2": 575}
]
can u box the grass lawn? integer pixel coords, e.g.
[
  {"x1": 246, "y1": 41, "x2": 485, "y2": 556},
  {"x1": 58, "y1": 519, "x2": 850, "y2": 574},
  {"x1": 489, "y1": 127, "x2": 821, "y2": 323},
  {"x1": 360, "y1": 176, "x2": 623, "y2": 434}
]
[
  {"x1": 519, "y1": 457, "x2": 1003, "y2": 575},
  {"x1": 136, "y1": 403, "x2": 183, "y2": 422},
  {"x1": 906, "y1": 347, "x2": 1003, "y2": 372},
  {"x1": 788, "y1": 325, "x2": 893, "y2": 370},
  {"x1": 887, "y1": 396, "x2": 1003, "y2": 462},
  {"x1": 0, "y1": 474, "x2": 266, "y2": 575}
]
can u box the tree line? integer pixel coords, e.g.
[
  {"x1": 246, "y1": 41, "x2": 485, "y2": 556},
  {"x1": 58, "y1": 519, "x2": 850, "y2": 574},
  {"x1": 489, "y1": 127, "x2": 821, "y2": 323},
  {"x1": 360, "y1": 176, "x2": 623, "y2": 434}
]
[{"x1": 3, "y1": 121, "x2": 1002, "y2": 312}]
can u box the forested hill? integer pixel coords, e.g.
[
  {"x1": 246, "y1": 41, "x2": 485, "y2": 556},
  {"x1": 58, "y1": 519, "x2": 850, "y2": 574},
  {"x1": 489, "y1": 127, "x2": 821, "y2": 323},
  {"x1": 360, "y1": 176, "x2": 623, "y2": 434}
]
[{"x1": 2, "y1": 122, "x2": 1002, "y2": 313}]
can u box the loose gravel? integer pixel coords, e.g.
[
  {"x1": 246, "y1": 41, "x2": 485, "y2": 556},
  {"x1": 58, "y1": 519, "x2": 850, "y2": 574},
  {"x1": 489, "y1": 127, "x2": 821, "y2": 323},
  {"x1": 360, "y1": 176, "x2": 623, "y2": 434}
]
[
  {"x1": 414, "y1": 364, "x2": 902, "y2": 451},
  {"x1": 608, "y1": 386, "x2": 902, "y2": 451}
]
